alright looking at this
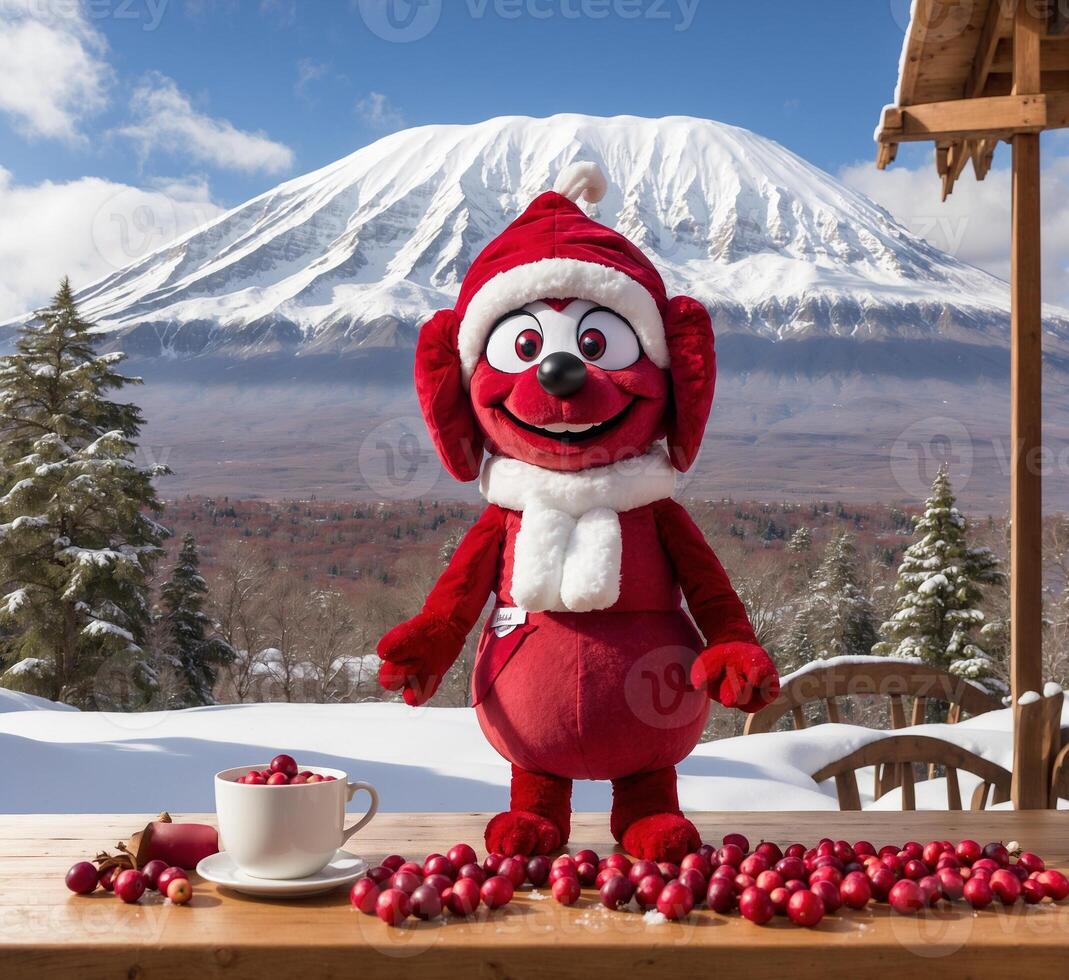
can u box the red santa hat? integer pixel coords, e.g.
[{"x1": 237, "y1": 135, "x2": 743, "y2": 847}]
[{"x1": 454, "y1": 162, "x2": 670, "y2": 383}]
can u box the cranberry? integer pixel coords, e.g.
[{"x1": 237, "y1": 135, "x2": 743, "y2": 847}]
[
  {"x1": 712, "y1": 864, "x2": 735, "y2": 881},
  {"x1": 956, "y1": 839, "x2": 982, "y2": 865},
  {"x1": 784, "y1": 843, "x2": 806, "y2": 859},
  {"x1": 989, "y1": 869, "x2": 1022, "y2": 905},
  {"x1": 810, "y1": 879, "x2": 841, "y2": 913},
  {"x1": 552, "y1": 876, "x2": 581, "y2": 905},
  {"x1": 839, "y1": 872, "x2": 871, "y2": 909},
  {"x1": 423, "y1": 854, "x2": 454, "y2": 879},
  {"x1": 868, "y1": 867, "x2": 897, "y2": 902},
  {"x1": 423, "y1": 873, "x2": 452, "y2": 895},
  {"x1": 494, "y1": 857, "x2": 524, "y2": 889},
  {"x1": 769, "y1": 886, "x2": 791, "y2": 915},
  {"x1": 483, "y1": 852, "x2": 505, "y2": 875},
  {"x1": 629, "y1": 859, "x2": 661, "y2": 885},
  {"x1": 457, "y1": 863, "x2": 486, "y2": 885},
  {"x1": 156, "y1": 867, "x2": 187, "y2": 896},
  {"x1": 658, "y1": 861, "x2": 681, "y2": 880},
  {"x1": 65, "y1": 862, "x2": 99, "y2": 895},
  {"x1": 367, "y1": 865, "x2": 392, "y2": 885},
  {"x1": 903, "y1": 859, "x2": 928, "y2": 881},
  {"x1": 166, "y1": 878, "x2": 192, "y2": 905},
  {"x1": 576, "y1": 862, "x2": 597, "y2": 887},
  {"x1": 517, "y1": 856, "x2": 546, "y2": 888},
  {"x1": 936, "y1": 868, "x2": 964, "y2": 901},
  {"x1": 376, "y1": 887, "x2": 411, "y2": 926},
  {"x1": 269, "y1": 753, "x2": 298, "y2": 778},
  {"x1": 574, "y1": 849, "x2": 599, "y2": 867},
  {"x1": 888, "y1": 879, "x2": 923, "y2": 915},
  {"x1": 99, "y1": 866, "x2": 119, "y2": 892},
  {"x1": 388, "y1": 871, "x2": 421, "y2": 895},
  {"x1": 787, "y1": 889, "x2": 824, "y2": 927},
  {"x1": 853, "y1": 840, "x2": 876, "y2": 857},
  {"x1": 480, "y1": 875, "x2": 514, "y2": 910},
  {"x1": 809, "y1": 866, "x2": 842, "y2": 887},
  {"x1": 734, "y1": 873, "x2": 756, "y2": 893},
  {"x1": 917, "y1": 875, "x2": 942, "y2": 907},
  {"x1": 397, "y1": 861, "x2": 423, "y2": 879},
  {"x1": 381, "y1": 854, "x2": 405, "y2": 872},
  {"x1": 1037, "y1": 869, "x2": 1069, "y2": 901},
  {"x1": 972, "y1": 857, "x2": 999, "y2": 875},
  {"x1": 599, "y1": 874, "x2": 635, "y2": 910},
  {"x1": 880, "y1": 853, "x2": 903, "y2": 876},
  {"x1": 244, "y1": 771, "x2": 265, "y2": 785},
  {"x1": 706, "y1": 878, "x2": 736, "y2": 913},
  {"x1": 140, "y1": 859, "x2": 168, "y2": 891},
  {"x1": 1022, "y1": 879, "x2": 1046, "y2": 904},
  {"x1": 447, "y1": 843, "x2": 477, "y2": 869},
  {"x1": 551, "y1": 855, "x2": 576, "y2": 874},
  {"x1": 739, "y1": 854, "x2": 769, "y2": 878},
  {"x1": 756, "y1": 841, "x2": 783, "y2": 865},
  {"x1": 697, "y1": 843, "x2": 717, "y2": 863},
  {"x1": 964, "y1": 877, "x2": 994, "y2": 909},
  {"x1": 776, "y1": 856, "x2": 806, "y2": 881},
  {"x1": 755, "y1": 870, "x2": 783, "y2": 893},
  {"x1": 657, "y1": 880, "x2": 695, "y2": 920},
  {"x1": 722, "y1": 832, "x2": 749, "y2": 853},
  {"x1": 114, "y1": 869, "x2": 147, "y2": 904},
  {"x1": 738, "y1": 886, "x2": 774, "y2": 925},
  {"x1": 349, "y1": 878, "x2": 379, "y2": 914},
  {"x1": 634, "y1": 874, "x2": 665, "y2": 910},
  {"x1": 447, "y1": 877, "x2": 481, "y2": 916},
  {"x1": 678, "y1": 868, "x2": 706, "y2": 903},
  {"x1": 784, "y1": 879, "x2": 806, "y2": 894},
  {"x1": 603, "y1": 853, "x2": 632, "y2": 876},
  {"x1": 935, "y1": 854, "x2": 960, "y2": 871},
  {"x1": 717, "y1": 843, "x2": 744, "y2": 869},
  {"x1": 266, "y1": 772, "x2": 289, "y2": 785},
  {"x1": 681, "y1": 852, "x2": 712, "y2": 879},
  {"x1": 1017, "y1": 852, "x2": 1045, "y2": 874},
  {"x1": 410, "y1": 883, "x2": 443, "y2": 919},
  {"x1": 901, "y1": 841, "x2": 923, "y2": 861},
  {"x1": 921, "y1": 841, "x2": 945, "y2": 868},
  {"x1": 595, "y1": 868, "x2": 623, "y2": 889},
  {"x1": 982, "y1": 842, "x2": 1009, "y2": 866}
]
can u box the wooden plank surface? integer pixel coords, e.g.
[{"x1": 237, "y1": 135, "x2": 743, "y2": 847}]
[{"x1": 3, "y1": 812, "x2": 1069, "y2": 979}]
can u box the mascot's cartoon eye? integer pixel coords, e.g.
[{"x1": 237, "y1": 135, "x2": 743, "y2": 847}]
[
  {"x1": 486, "y1": 312, "x2": 544, "y2": 373},
  {"x1": 576, "y1": 308, "x2": 640, "y2": 370}
]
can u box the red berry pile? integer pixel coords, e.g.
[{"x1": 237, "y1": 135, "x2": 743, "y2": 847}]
[
  {"x1": 65, "y1": 859, "x2": 192, "y2": 905},
  {"x1": 351, "y1": 844, "x2": 526, "y2": 926},
  {"x1": 235, "y1": 754, "x2": 337, "y2": 786},
  {"x1": 544, "y1": 834, "x2": 1069, "y2": 927}
]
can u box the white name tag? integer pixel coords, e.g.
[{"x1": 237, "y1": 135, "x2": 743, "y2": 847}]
[{"x1": 490, "y1": 607, "x2": 528, "y2": 636}]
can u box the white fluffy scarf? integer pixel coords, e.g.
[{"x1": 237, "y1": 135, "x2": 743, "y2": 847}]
[{"x1": 479, "y1": 447, "x2": 676, "y2": 613}]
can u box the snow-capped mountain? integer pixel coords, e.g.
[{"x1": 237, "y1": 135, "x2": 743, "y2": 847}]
[{"x1": 28, "y1": 115, "x2": 1069, "y2": 357}]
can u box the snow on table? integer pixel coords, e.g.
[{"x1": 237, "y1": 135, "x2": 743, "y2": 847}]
[{"x1": 0, "y1": 689, "x2": 1065, "y2": 814}]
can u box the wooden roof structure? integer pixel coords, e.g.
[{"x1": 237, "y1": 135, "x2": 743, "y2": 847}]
[{"x1": 875, "y1": 0, "x2": 1069, "y2": 810}]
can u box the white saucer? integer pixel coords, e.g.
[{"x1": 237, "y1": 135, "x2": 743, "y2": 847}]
[{"x1": 196, "y1": 850, "x2": 368, "y2": 898}]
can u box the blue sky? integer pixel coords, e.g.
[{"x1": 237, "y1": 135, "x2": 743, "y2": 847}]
[{"x1": 1, "y1": 0, "x2": 1067, "y2": 317}]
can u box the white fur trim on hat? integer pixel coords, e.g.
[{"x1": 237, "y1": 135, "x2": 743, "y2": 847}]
[{"x1": 457, "y1": 257, "x2": 667, "y2": 383}]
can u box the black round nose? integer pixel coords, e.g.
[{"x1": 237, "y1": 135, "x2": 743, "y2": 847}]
[{"x1": 537, "y1": 351, "x2": 587, "y2": 397}]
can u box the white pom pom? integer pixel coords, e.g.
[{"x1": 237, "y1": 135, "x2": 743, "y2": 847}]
[{"x1": 553, "y1": 161, "x2": 608, "y2": 204}]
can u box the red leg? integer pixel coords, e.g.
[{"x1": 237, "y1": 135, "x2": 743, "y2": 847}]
[
  {"x1": 610, "y1": 766, "x2": 699, "y2": 863},
  {"x1": 484, "y1": 765, "x2": 572, "y2": 857}
]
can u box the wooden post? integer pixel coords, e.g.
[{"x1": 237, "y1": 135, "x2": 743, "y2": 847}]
[{"x1": 1010, "y1": 0, "x2": 1046, "y2": 809}]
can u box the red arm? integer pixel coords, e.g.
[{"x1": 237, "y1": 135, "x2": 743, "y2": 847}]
[
  {"x1": 378, "y1": 504, "x2": 506, "y2": 705},
  {"x1": 653, "y1": 498, "x2": 779, "y2": 712}
]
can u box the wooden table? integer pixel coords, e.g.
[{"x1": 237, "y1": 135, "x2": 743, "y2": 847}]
[{"x1": 4, "y1": 812, "x2": 1069, "y2": 978}]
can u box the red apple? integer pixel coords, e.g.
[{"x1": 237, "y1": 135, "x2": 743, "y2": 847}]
[{"x1": 166, "y1": 878, "x2": 192, "y2": 905}]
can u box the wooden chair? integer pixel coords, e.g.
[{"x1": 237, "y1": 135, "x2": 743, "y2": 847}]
[
  {"x1": 744, "y1": 658, "x2": 1002, "y2": 736},
  {"x1": 811, "y1": 734, "x2": 1013, "y2": 811}
]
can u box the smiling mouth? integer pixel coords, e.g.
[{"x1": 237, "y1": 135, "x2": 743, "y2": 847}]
[{"x1": 500, "y1": 401, "x2": 635, "y2": 443}]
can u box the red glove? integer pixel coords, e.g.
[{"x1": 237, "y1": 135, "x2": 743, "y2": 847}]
[
  {"x1": 377, "y1": 612, "x2": 465, "y2": 706},
  {"x1": 690, "y1": 641, "x2": 780, "y2": 713}
]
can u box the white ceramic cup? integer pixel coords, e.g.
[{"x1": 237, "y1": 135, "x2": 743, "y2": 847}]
[{"x1": 214, "y1": 765, "x2": 379, "y2": 880}]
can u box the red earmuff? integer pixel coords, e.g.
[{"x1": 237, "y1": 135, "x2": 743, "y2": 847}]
[
  {"x1": 663, "y1": 294, "x2": 716, "y2": 472},
  {"x1": 414, "y1": 309, "x2": 485, "y2": 481}
]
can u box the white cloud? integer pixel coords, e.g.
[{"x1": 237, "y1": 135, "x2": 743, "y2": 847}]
[
  {"x1": 356, "y1": 92, "x2": 405, "y2": 131},
  {"x1": 0, "y1": 167, "x2": 225, "y2": 321},
  {"x1": 0, "y1": 0, "x2": 111, "y2": 141},
  {"x1": 118, "y1": 72, "x2": 295, "y2": 175},
  {"x1": 295, "y1": 58, "x2": 330, "y2": 101},
  {"x1": 840, "y1": 146, "x2": 1069, "y2": 309}
]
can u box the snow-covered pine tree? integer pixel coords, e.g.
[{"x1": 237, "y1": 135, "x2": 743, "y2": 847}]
[
  {"x1": 159, "y1": 533, "x2": 234, "y2": 706},
  {"x1": 786, "y1": 526, "x2": 812, "y2": 553},
  {"x1": 780, "y1": 530, "x2": 878, "y2": 672},
  {"x1": 873, "y1": 466, "x2": 1005, "y2": 692},
  {"x1": 0, "y1": 279, "x2": 169, "y2": 707}
]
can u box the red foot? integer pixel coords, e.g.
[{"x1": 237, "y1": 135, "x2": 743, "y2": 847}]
[
  {"x1": 484, "y1": 810, "x2": 562, "y2": 857},
  {"x1": 621, "y1": 813, "x2": 700, "y2": 863}
]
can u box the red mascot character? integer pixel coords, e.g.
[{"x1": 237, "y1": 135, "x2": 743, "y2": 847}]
[{"x1": 378, "y1": 162, "x2": 779, "y2": 862}]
